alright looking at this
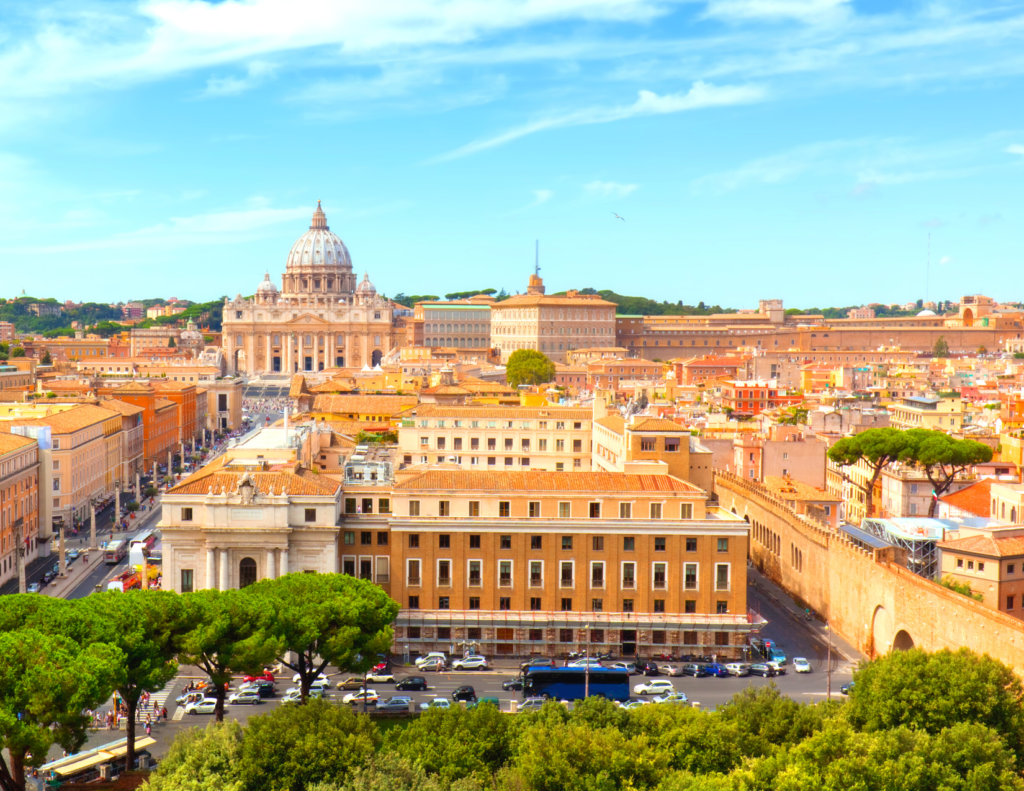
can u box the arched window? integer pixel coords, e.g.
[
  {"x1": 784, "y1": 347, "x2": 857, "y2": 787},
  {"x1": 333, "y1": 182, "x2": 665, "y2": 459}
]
[
  {"x1": 239, "y1": 557, "x2": 257, "y2": 588},
  {"x1": 337, "y1": 334, "x2": 345, "y2": 346},
  {"x1": 273, "y1": 334, "x2": 280, "y2": 346},
  {"x1": 304, "y1": 334, "x2": 312, "y2": 345},
  {"x1": 235, "y1": 335, "x2": 243, "y2": 346}
]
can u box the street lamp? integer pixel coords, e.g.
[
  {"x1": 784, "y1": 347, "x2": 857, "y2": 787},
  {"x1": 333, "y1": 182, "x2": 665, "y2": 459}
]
[
  {"x1": 58, "y1": 516, "x2": 67, "y2": 578},
  {"x1": 584, "y1": 623, "x2": 590, "y2": 700}
]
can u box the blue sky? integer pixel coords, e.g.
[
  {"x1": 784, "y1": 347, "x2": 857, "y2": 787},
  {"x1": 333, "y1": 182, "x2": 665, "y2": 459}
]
[{"x1": 0, "y1": 0, "x2": 1022, "y2": 308}]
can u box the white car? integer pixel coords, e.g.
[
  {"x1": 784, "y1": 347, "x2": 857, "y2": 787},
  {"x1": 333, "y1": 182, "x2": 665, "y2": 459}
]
[
  {"x1": 366, "y1": 670, "x2": 395, "y2": 683},
  {"x1": 792, "y1": 657, "x2": 812, "y2": 673},
  {"x1": 285, "y1": 684, "x2": 329, "y2": 698},
  {"x1": 662, "y1": 664, "x2": 684, "y2": 677},
  {"x1": 420, "y1": 698, "x2": 451, "y2": 711},
  {"x1": 415, "y1": 653, "x2": 448, "y2": 668},
  {"x1": 228, "y1": 689, "x2": 262, "y2": 705},
  {"x1": 184, "y1": 698, "x2": 220, "y2": 715},
  {"x1": 725, "y1": 663, "x2": 750, "y2": 676},
  {"x1": 342, "y1": 689, "x2": 379, "y2": 705},
  {"x1": 634, "y1": 679, "x2": 675, "y2": 696},
  {"x1": 652, "y1": 691, "x2": 689, "y2": 705},
  {"x1": 451, "y1": 656, "x2": 489, "y2": 671},
  {"x1": 292, "y1": 673, "x2": 328, "y2": 684},
  {"x1": 568, "y1": 658, "x2": 603, "y2": 668}
]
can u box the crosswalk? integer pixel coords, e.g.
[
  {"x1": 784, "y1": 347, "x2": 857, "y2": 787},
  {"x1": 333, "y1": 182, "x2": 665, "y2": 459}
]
[{"x1": 97, "y1": 679, "x2": 177, "y2": 727}]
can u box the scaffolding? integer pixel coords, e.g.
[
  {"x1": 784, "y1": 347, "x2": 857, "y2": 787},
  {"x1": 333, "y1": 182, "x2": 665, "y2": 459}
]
[{"x1": 861, "y1": 517, "x2": 948, "y2": 579}]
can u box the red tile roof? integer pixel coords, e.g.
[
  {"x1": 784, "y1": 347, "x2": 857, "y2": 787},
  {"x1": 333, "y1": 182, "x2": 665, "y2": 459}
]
[
  {"x1": 394, "y1": 470, "x2": 703, "y2": 493},
  {"x1": 938, "y1": 479, "x2": 993, "y2": 517},
  {"x1": 168, "y1": 466, "x2": 341, "y2": 496},
  {"x1": 937, "y1": 534, "x2": 1024, "y2": 558}
]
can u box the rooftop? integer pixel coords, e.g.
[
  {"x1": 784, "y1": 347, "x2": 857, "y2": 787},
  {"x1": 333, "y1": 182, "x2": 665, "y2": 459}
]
[
  {"x1": 394, "y1": 470, "x2": 704, "y2": 494},
  {"x1": 938, "y1": 479, "x2": 993, "y2": 517},
  {"x1": 937, "y1": 534, "x2": 1024, "y2": 558}
]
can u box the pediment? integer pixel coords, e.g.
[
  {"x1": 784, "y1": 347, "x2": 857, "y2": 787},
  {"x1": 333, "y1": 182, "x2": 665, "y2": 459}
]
[{"x1": 283, "y1": 313, "x2": 329, "y2": 326}]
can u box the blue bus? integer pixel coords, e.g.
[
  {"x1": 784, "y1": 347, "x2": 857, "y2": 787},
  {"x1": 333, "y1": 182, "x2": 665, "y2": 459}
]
[{"x1": 523, "y1": 667, "x2": 630, "y2": 702}]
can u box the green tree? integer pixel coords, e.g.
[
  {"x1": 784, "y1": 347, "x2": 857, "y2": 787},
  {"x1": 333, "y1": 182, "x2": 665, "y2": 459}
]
[
  {"x1": 827, "y1": 428, "x2": 914, "y2": 519},
  {"x1": 177, "y1": 589, "x2": 282, "y2": 721},
  {"x1": 237, "y1": 700, "x2": 379, "y2": 791},
  {"x1": 934, "y1": 335, "x2": 950, "y2": 358},
  {"x1": 845, "y1": 647, "x2": 1024, "y2": 754},
  {"x1": 146, "y1": 721, "x2": 244, "y2": 791},
  {"x1": 505, "y1": 349, "x2": 555, "y2": 388},
  {"x1": 902, "y1": 429, "x2": 993, "y2": 516},
  {"x1": 0, "y1": 628, "x2": 122, "y2": 791},
  {"x1": 314, "y1": 755, "x2": 481, "y2": 791},
  {"x1": 87, "y1": 590, "x2": 184, "y2": 769},
  {"x1": 168, "y1": 336, "x2": 177, "y2": 347},
  {"x1": 39, "y1": 351, "x2": 51, "y2": 365},
  {"x1": 9, "y1": 347, "x2": 24, "y2": 358},
  {"x1": 251, "y1": 573, "x2": 399, "y2": 703},
  {"x1": 939, "y1": 575, "x2": 984, "y2": 601}
]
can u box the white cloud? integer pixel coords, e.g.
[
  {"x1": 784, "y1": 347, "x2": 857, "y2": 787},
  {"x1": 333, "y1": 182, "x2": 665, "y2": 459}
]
[
  {"x1": 583, "y1": 180, "x2": 639, "y2": 198},
  {"x1": 704, "y1": 0, "x2": 851, "y2": 25},
  {"x1": 1009, "y1": 144, "x2": 1024, "y2": 156},
  {"x1": 939, "y1": 255, "x2": 952, "y2": 265},
  {"x1": 430, "y1": 81, "x2": 766, "y2": 162}
]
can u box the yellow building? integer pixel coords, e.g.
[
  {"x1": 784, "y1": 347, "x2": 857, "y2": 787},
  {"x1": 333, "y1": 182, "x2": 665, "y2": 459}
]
[
  {"x1": 309, "y1": 394, "x2": 419, "y2": 426},
  {"x1": 889, "y1": 395, "x2": 963, "y2": 431}
]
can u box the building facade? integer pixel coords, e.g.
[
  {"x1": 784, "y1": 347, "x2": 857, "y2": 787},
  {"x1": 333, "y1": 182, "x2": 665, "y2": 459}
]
[
  {"x1": 0, "y1": 433, "x2": 40, "y2": 587},
  {"x1": 221, "y1": 202, "x2": 396, "y2": 375},
  {"x1": 414, "y1": 298, "x2": 493, "y2": 350}
]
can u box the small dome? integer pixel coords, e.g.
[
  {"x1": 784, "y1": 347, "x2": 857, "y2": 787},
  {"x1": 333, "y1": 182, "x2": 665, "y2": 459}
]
[
  {"x1": 180, "y1": 319, "x2": 203, "y2": 343},
  {"x1": 356, "y1": 273, "x2": 376, "y2": 295},
  {"x1": 256, "y1": 272, "x2": 279, "y2": 295},
  {"x1": 917, "y1": 309, "x2": 937, "y2": 316}
]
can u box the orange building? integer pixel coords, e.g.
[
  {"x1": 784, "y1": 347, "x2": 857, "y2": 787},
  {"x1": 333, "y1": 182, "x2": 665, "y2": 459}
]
[
  {"x1": 152, "y1": 380, "x2": 199, "y2": 444},
  {"x1": 720, "y1": 379, "x2": 803, "y2": 417},
  {"x1": 587, "y1": 359, "x2": 663, "y2": 391},
  {"x1": 0, "y1": 433, "x2": 40, "y2": 586},
  {"x1": 677, "y1": 355, "x2": 746, "y2": 385},
  {"x1": 99, "y1": 382, "x2": 179, "y2": 468}
]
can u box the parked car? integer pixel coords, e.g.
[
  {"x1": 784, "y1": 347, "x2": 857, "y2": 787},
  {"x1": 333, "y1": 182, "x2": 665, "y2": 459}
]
[
  {"x1": 748, "y1": 664, "x2": 775, "y2": 677},
  {"x1": 415, "y1": 653, "x2": 448, "y2": 668},
  {"x1": 617, "y1": 700, "x2": 649, "y2": 710},
  {"x1": 635, "y1": 661, "x2": 660, "y2": 676},
  {"x1": 520, "y1": 658, "x2": 554, "y2": 671},
  {"x1": 652, "y1": 691, "x2": 689, "y2": 705},
  {"x1": 568, "y1": 657, "x2": 603, "y2": 668},
  {"x1": 725, "y1": 663, "x2": 750, "y2": 677},
  {"x1": 662, "y1": 664, "x2": 685, "y2": 677},
  {"x1": 40, "y1": 570, "x2": 55, "y2": 585},
  {"x1": 286, "y1": 684, "x2": 329, "y2": 697},
  {"x1": 377, "y1": 696, "x2": 414, "y2": 712},
  {"x1": 395, "y1": 676, "x2": 428, "y2": 691},
  {"x1": 704, "y1": 663, "x2": 732, "y2": 678},
  {"x1": 337, "y1": 676, "x2": 370, "y2": 690},
  {"x1": 239, "y1": 680, "x2": 276, "y2": 698},
  {"x1": 243, "y1": 671, "x2": 275, "y2": 683},
  {"x1": 451, "y1": 685, "x2": 477, "y2": 703},
  {"x1": 767, "y1": 661, "x2": 787, "y2": 675},
  {"x1": 681, "y1": 664, "x2": 709, "y2": 678},
  {"x1": 841, "y1": 682, "x2": 855, "y2": 695},
  {"x1": 281, "y1": 689, "x2": 327, "y2": 704},
  {"x1": 67, "y1": 549, "x2": 80, "y2": 560},
  {"x1": 293, "y1": 672, "x2": 328, "y2": 684},
  {"x1": 451, "y1": 656, "x2": 489, "y2": 671},
  {"x1": 420, "y1": 698, "x2": 451, "y2": 711},
  {"x1": 228, "y1": 689, "x2": 262, "y2": 705},
  {"x1": 634, "y1": 679, "x2": 675, "y2": 696},
  {"x1": 184, "y1": 698, "x2": 220, "y2": 715},
  {"x1": 342, "y1": 689, "x2": 379, "y2": 705},
  {"x1": 792, "y1": 657, "x2": 812, "y2": 673},
  {"x1": 609, "y1": 662, "x2": 637, "y2": 674},
  {"x1": 26, "y1": 583, "x2": 41, "y2": 594},
  {"x1": 366, "y1": 670, "x2": 395, "y2": 683},
  {"x1": 418, "y1": 658, "x2": 446, "y2": 672},
  {"x1": 502, "y1": 677, "x2": 524, "y2": 691},
  {"x1": 517, "y1": 698, "x2": 546, "y2": 713},
  {"x1": 467, "y1": 697, "x2": 500, "y2": 710}
]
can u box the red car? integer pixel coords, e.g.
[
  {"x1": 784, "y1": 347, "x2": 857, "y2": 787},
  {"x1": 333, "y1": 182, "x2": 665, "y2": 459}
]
[{"x1": 243, "y1": 672, "x2": 275, "y2": 684}]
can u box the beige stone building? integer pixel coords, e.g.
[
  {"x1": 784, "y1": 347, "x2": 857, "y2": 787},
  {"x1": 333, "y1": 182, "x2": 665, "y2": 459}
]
[
  {"x1": 397, "y1": 405, "x2": 593, "y2": 471},
  {"x1": 889, "y1": 394, "x2": 964, "y2": 431},
  {"x1": 222, "y1": 202, "x2": 396, "y2": 376},
  {"x1": 490, "y1": 275, "x2": 617, "y2": 363}
]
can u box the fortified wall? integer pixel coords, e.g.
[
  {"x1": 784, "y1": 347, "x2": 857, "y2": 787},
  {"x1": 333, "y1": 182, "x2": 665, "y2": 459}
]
[{"x1": 715, "y1": 471, "x2": 1024, "y2": 671}]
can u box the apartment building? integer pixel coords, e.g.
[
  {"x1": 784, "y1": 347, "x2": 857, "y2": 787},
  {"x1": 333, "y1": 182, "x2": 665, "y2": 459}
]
[
  {"x1": 731, "y1": 426, "x2": 828, "y2": 489},
  {"x1": 388, "y1": 469, "x2": 752, "y2": 658},
  {"x1": 0, "y1": 322, "x2": 14, "y2": 343},
  {"x1": 98, "y1": 382, "x2": 178, "y2": 467},
  {"x1": 0, "y1": 433, "x2": 40, "y2": 586},
  {"x1": 937, "y1": 531, "x2": 1024, "y2": 619},
  {"x1": 588, "y1": 359, "x2": 663, "y2": 391},
  {"x1": 720, "y1": 379, "x2": 803, "y2": 417},
  {"x1": 398, "y1": 405, "x2": 593, "y2": 471},
  {"x1": 889, "y1": 395, "x2": 964, "y2": 431},
  {"x1": 677, "y1": 356, "x2": 745, "y2": 385},
  {"x1": 413, "y1": 297, "x2": 493, "y2": 350},
  {"x1": 99, "y1": 399, "x2": 146, "y2": 485}
]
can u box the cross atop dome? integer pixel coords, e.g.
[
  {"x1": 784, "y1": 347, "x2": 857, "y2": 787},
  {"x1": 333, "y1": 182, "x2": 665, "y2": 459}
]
[{"x1": 310, "y1": 200, "x2": 329, "y2": 231}]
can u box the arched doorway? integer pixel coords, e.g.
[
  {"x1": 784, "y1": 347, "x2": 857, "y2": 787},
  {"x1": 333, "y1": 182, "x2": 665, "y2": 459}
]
[
  {"x1": 871, "y1": 604, "x2": 893, "y2": 656},
  {"x1": 892, "y1": 629, "x2": 915, "y2": 651},
  {"x1": 963, "y1": 308, "x2": 974, "y2": 327},
  {"x1": 233, "y1": 349, "x2": 245, "y2": 374},
  {"x1": 239, "y1": 557, "x2": 257, "y2": 588},
  {"x1": 371, "y1": 349, "x2": 383, "y2": 366}
]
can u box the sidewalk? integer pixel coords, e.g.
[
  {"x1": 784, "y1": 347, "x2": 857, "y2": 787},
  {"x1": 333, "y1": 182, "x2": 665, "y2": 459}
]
[{"x1": 748, "y1": 567, "x2": 865, "y2": 663}]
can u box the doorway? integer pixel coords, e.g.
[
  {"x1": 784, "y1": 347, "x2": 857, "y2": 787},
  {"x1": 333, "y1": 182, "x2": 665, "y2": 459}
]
[{"x1": 620, "y1": 629, "x2": 637, "y2": 657}]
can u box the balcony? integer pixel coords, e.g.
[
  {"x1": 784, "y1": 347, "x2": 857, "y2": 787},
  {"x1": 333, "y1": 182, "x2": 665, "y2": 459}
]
[
  {"x1": 685, "y1": 582, "x2": 698, "y2": 591},
  {"x1": 529, "y1": 577, "x2": 543, "y2": 588},
  {"x1": 499, "y1": 578, "x2": 513, "y2": 588},
  {"x1": 376, "y1": 574, "x2": 390, "y2": 584},
  {"x1": 407, "y1": 576, "x2": 421, "y2": 586},
  {"x1": 437, "y1": 578, "x2": 451, "y2": 587},
  {"x1": 468, "y1": 577, "x2": 482, "y2": 587},
  {"x1": 622, "y1": 579, "x2": 636, "y2": 589},
  {"x1": 590, "y1": 578, "x2": 605, "y2": 589},
  {"x1": 560, "y1": 578, "x2": 574, "y2": 589},
  {"x1": 653, "y1": 580, "x2": 667, "y2": 590}
]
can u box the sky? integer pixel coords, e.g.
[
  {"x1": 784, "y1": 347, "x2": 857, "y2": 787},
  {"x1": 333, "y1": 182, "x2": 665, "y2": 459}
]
[{"x1": 0, "y1": 0, "x2": 1022, "y2": 309}]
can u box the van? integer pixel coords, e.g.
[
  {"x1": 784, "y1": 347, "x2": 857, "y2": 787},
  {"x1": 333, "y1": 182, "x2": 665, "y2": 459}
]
[{"x1": 769, "y1": 648, "x2": 787, "y2": 665}]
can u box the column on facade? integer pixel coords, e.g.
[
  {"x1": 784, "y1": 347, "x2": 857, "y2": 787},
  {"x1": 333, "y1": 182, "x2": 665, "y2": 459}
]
[
  {"x1": 297, "y1": 334, "x2": 304, "y2": 372},
  {"x1": 219, "y1": 548, "x2": 229, "y2": 590},
  {"x1": 266, "y1": 334, "x2": 272, "y2": 375},
  {"x1": 280, "y1": 547, "x2": 289, "y2": 576},
  {"x1": 266, "y1": 549, "x2": 276, "y2": 580},
  {"x1": 207, "y1": 547, "x2": 216, "y2": 590}
]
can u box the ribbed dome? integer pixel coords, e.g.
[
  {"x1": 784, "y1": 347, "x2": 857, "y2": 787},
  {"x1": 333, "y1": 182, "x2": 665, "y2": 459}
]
[
  {"x1": 256, "y1": 272, "x2": 279, "y2": 295},
  {"x1": 356, "y1": 272, "x2": 376, "y2": 295},
  {"x1": 285, "y1": 201, "x2": 352, "y2": 274}
]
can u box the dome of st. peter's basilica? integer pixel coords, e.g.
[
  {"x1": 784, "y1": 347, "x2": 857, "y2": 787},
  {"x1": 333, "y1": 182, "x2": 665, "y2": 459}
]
[{"x1": 281, "y1": 201, "x2": 356, "y2": 297}]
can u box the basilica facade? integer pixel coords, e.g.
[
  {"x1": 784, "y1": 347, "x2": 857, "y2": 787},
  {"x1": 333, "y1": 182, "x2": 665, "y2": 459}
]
[{"x1": 221, "y1": 202, "x2": 395, "y2": 376}]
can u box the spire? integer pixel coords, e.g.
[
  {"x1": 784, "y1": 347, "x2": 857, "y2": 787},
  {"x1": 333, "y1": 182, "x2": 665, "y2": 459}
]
[{"x1": 310, "y1": 200, "x2": 328, "y2": 230}]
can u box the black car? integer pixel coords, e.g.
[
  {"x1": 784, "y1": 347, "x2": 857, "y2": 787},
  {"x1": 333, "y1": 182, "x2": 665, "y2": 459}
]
[
  {"x1": 636, "y1": 661, "x2": 660, "y2": 676},
  {"x1": 748, "y1": 664, "x2": 775, "y2": 677},
  {"x1": 247, "y1": 679, "x2": 276, "y2": 698},
  {"x1": 502, "y1": 677, "x2": 524, "y2": 691},
  {"x1": 520, "y1": 658, "x2": 554, "y2": 671},
  {"x1": 682, "y1": 664, "x2": 710, "y2": 677},
  {"x1": 395, "y1": 676, "x2": 428, "y2": 692},
  {"x1": 452, "y1": 685, "x2": 477, "y2": 703}
]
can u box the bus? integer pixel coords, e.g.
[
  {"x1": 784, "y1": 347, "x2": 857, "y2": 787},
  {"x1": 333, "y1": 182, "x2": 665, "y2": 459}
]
[
  {"x1": 129, "y1": 530, "x2": 159, "y2": 566},
  {"x1": 104, "y1": 540, "x2": 128, "y2": 565},
  {"x1": 523, "y1": 667, "x2": 630, "y2": 703}
]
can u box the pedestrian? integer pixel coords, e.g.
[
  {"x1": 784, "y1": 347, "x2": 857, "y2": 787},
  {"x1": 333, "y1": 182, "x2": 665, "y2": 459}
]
[
  {"x1": 162, "y1": 705, "x2": 167, "y2": 720},
  {"x1": 145, "y1": 722, "x2": 151, "y2": 737}
]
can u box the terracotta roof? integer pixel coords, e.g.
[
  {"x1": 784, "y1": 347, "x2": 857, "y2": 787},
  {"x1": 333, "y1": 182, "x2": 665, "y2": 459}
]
[
  {"x1": 408, "y1": 405, "x2": 592, "y2": 420},
  {"x1": 113, "y1": 382, "x2": 154, "y2": 394},
  {"x1": 0, "y1": 390, "x2": 29, "y2": 401},
  {"x1": 492, "y1": 294, "x2": 617, "y2": 308},
  {"x1": 154, "y1": 398, "x2": 177, "y2": 411},
  {"x1": 168, "y1": 467, "x2": 341, "y2": 496},
  {"x1": 419, "y1": 385, "x2": 472, "y2": 396},
  {"x1": 681, "y1": 356, "x2": 743, "y2": 368},
  {"x1": 938, "y1": 479, "x2": 993, "y2": 517},
  {"x1": 100, "y1": 399, "x2": 146, "y2": 416},
  {"x1": 0, "y1": 433, "x2": 37, "y2": 455},
  {"x1": 7, "y1": 404, "x2": 120, "y2": 434},
  {"x1": 312, "y1": 395, "x2": 418, "y2": 416},
  {"x1": 395, "y1": 470, "x2": 703, "y2": 493},
  {"x1": 289, "y1": 375, "x2": 311, "y2": 398},
  {"x1": 596, "y1": 415, "x2": 625, "y2": 433},
  {"x1": 938, "y1": 534, "x2": 1024, "y2": 558},
  {"x1": 152, "y1": 380, "x2": 195, "y2": 391},
  {"x1": 628, "y1": 418, "x2": 685, "y2": 432},
  {"x1": 309, "y1": 380, "x2": 355, "y2": 394},
  {"x1": 763, "y1": 476, "x2": 842, "y2": 503}
]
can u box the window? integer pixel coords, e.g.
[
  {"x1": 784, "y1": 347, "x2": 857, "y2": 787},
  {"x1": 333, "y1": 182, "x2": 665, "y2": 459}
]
[
  {"x1": 501, "y1": 535, "x2": 512, "y2": 550},
  {"x1": 468, "y1": 560, "x2": 482, "y2": 586},
  {"x1": 654, "y1": 537, "x2": 666, "y2": 552},
  {"x1": 653, "y1": 563, "x2": 667, "y2": 589},
  {"x1": 559, "y1": 502, "x2": 571, "y2": 518},
  {"x1": 560, "y1": 561, "x2": 574, "y2": 586},
  {"x1": 561, "y1": 598, "x2": 573, "y2": 612},
  {"x1": 591, "y1": 561, "x2": 604, "y2": 587},
  {"x1": 680, "y1": 503, "x2": 693, "y2": 520},
  {"x1": 344, "y1": 531, "x2": 355, "y2": 545},
  {"x1": 438, "y1": 560, "x2": 451, "y2": 585},
  {"x1": 529, "y1": 501, "x2": 541, "y2": 518},
  {"x1": 345, "y1": 498, "x2": 357, "y2": 515},
  {"x1": 968, "y1": 561, "x2": 974, "y2": 570},
  {"x1": 684, "y1": 599, "x2": 696, "y2": 614},
  {"x1": 641, "y1": 438, "x2": 656, "y2": 452},
  {"x1": 377, "y1": 531, "x2": 388, "y2": 546},
  {"x1": 714, "y1": 631, "x2": 729, "y2": 645},
  {"x1": 718, "y1": 538, "x2": 729, "y2": 553},
  {"x1": 956, "y1": 558, "x2": 963, "y2": 568},
  {"x1": 684, "y1": 563, "x2": 698, "y2": 590},
  {"x1": 439, "y1": 534, "x2": 450, "y2": 548},
  {"x1": 1010, "y1": 564, "x2": 1016, "y2": 574},
  {"x1": 530, "y1": 560, "x2": 543, "y2": 586},
  {"x1": 665, "y1": 438, "x2": 680, "y2": 452},
  {"x1": 469, "y1": 597, "x2": 480, "y2": 610},
  {"x1": 438, "y1": 597, "x2": 450, "y2": 610},
  {"x1": 379, "y1": 498, "x2": 391, "y2": 514},
  {"x1": 408, "y1": 534, "x2": 419, "y2": 549},
  {"x1": 530, "y1": 598, "x2": 542, "y2": 611},
  {"x1": 499, "y1": 501, "x2": 511, "y2": 517},
  {"x1": 531, "y1": 536, "x2": 543, "y2": 550},
  {"x1": 499, "y1": 560, "x2": 512, "y2": 586},
  {"x1": 408, "y1": 596, "x2": 420, "y2": 609},
  {"x1": 619, "y1": 502, "x2": 632, "y2": 519},
  {"x1": 593, "y1": 536, "x2": 604, "y2": 551},
  {"x1": 500, "y1": 597, "x2": 511, "y2": 610},
  {"x1": 622, "y1": 562, "x2": 636, "y2": 588},
  {"x1": 715, "y1": 564, "x2": 730, "y2": 590},
  {"x1": 438, "y1": 500, "x2": 450, "y2": 516},
  {"x1": 623, "y1": 537, "x2": 635, "y2": 551},
  {"x1": 409, "y1": 500, "x2": 420, "y2": 516},
  {"x1": 180, "y1": 569, "x2": 194, "y2": 592},
  {"x1": 407, "y1": 560, "x2": 421, "y2": 585},
  {"x1": 408, "y1": 626, "x2": 421, "y2": 639},
  {"x1": 589, "y1": 502, "x2": 601, "y2": 518},
  {"x1": 562, "y1": 536, "x2": 573, "y2": 550},
  {"x1": 360, "y1": 531, "x2": 372, "y2": 546},
  {"x1": 592, "y1": 599, "x2": 603, "y2": 612},
  {"x1": 181, "y1": 507, "x2": 193, "y2": 522},
  {"x1": 1008, "y1": 595, "x2": 1016, "y2": 610},
  {"x1": 686, "y1": 538, "x2": 697, "y2": 552},
  {"x1": 622, "y1": 599, "x2": 633, "y2": 613},
  {"x1": 653, "y1": 599, "x2": 665, "y2": 613},
  {"x1": 649, "y1": 503, "x2": 662, "y2": 519},
  {"x1": 979, "y1": 562, "x2": 986, "y2": 572},
  {"x1": 468, "y1": 501, "x2": 480, "y2": 517},
  {"x1": 716, "y1": 602, "x2": 729, "y2": 614}
]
